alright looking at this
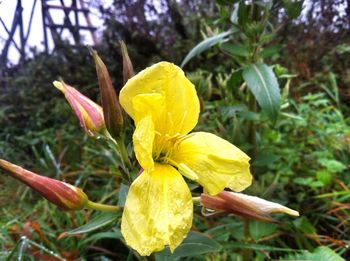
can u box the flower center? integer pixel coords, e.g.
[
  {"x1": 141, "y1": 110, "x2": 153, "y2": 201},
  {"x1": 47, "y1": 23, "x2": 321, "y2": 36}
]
[{"x1": 153, "y1": 133, "x2": 186, "y2": 165}]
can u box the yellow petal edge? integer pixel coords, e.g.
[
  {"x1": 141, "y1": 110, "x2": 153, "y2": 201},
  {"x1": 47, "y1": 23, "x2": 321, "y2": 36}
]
[
  {"x1": 121, "y1": 164, "x2": 193, "y2": 256},
  {"x1": 172, "y1": 132, "x2": 252, "y2": 195},
  {"x1": 119, "y1": 62, "x2": 200, "y2": 136}
]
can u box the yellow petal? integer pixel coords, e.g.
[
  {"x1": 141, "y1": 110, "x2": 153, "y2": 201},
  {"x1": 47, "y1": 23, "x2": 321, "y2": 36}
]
[
  {"x1": 133, "y1": 115, "x2": 155, "y2": 170},
  {"x1": 121, "y1": 164, "x2": 193, "y2": 256},
  {"x1": 172, "y1": 132, "x2": 252, "y2": 195},
  {"x1": 132, "y1": 93, "x2": 165, "y2": 124},
  {"x1": 119, "y1": 62, "x2": 200, "y2": 136}
]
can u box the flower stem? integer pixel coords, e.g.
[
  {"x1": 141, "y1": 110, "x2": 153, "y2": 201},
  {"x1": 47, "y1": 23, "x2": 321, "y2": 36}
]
[
  {"x1": 116, "y1": 136, "x2": 132, "y2": 170},
  {"x1": 192, "y1": 197, "x2": 201, "y2": 204},
  {"x1": 86, "y1": 200, "x2": 119, "y2": 212},
  {"x1": 248, "y1": 92, "x2": 257, "y2": 162}
]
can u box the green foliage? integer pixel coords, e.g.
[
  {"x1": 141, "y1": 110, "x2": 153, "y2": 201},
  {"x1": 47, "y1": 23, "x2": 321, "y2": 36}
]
[
  {"x1": 281, "y1": 246, "x2": 345, "y2": 261},
  {"x1": 62, "y1": 213, "x2": 120, "y2": 236},
  {"x1": 181, "y1": 30, "x2": 234, "y2": 68},
  {"x1": 1, "y1": 0, "x2": 350, "y2": 260},
  {"x1": 243, "y1": 63, "x2": 280, "y2": 120},
  {"x1": 155, "y1": 232, "x2": 222, "y2": 260}
]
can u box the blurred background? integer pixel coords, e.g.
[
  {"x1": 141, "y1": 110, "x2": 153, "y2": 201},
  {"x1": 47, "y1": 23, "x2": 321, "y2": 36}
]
[{"x1": 0, "y1": 0, "x2": 350, "y2": 260}]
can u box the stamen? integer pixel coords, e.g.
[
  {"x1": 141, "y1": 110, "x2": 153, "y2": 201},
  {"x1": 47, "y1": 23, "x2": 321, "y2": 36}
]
[{"x1": 178, "y1": 110, "x2": 188, "y2": 133}]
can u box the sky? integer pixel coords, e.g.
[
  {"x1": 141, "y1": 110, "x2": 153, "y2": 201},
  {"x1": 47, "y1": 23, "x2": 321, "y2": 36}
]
[{"x1": 0, "y1": 0, "x2": 112, "y2": 65}]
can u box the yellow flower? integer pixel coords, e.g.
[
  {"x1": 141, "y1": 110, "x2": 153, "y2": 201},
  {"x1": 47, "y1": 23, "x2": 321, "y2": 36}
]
[{"x1": 119, "y1": 62, "x2": 252, "y2": 256}]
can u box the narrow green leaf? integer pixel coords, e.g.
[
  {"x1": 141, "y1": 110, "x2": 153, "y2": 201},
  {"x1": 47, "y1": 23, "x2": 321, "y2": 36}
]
[
  {"x1": 118, "y1": 183, "x2": 129, "y2": 207},
  {"x1": 238, "y1": 1, "x2": 249, "y2": 27},
  {"x1": 249, "y1": 220, "x2": 278, "y2": 241},
  {"x1": 181, "y1": 30, "x2": 233, "y2": 68},
  {"x1": 280, "y1": 246, "x2": 345, "y2": 261},
  {"x1": 222, "y1": 43, "x2": 249, "y2": 57},
  {"x1": 227, "y1": 242, "x2": 297, "y2": 252},
  {"x1": 82, "y1": 230, "x2": 122, "y2": 244},
  {"x1": 243, "y1": 63, "x2": 280, "y2": 120},
  {"x1": 63, "y1": 212, "x2": 118, "y2": 236},
  {"x1": 155, "y1": 231, "x2": 221, "y2": 260},
  {"x1": 227, "y1": 69, "x2": 243, "y2": 91},
  {"x1": 5, "y1": 237, "x2": 22, "y2": 261}
]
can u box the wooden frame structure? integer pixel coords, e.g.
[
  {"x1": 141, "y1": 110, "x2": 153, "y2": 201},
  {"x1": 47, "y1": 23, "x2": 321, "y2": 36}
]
[{"x1": 0, "y1": 0, "x2": 96, "y2": 68}]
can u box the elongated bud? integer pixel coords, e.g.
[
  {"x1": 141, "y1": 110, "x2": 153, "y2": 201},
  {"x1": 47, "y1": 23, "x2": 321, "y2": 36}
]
[
  {"x1": 53, "y1": 81, "x2": 105, "y2": 136},
  {"x1": 91, "y1": 49, "x2": 124, "y2": 139},
  {"x1": 0, "y1": 159, "x2": 88, "y2": 211},
  {"x1": 201, "y1": 191, "x2": 299, "y2": 222},
  {"x1": 120, "y1": 41, "x2": 135, "y2": 84}
]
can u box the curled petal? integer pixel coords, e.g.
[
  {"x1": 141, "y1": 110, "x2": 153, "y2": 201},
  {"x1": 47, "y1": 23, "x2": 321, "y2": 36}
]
[
  {"x1": 172, "y1": 132, "x2": 252, "y2": 195},
  {"x1": 120, "y1": 62, "x2": 200, "y2": 136},
  {"x1": 133, "y1": 115, "x2": 155, "y2": 170},
  {"x1": 121, "y1": 164, "x2": 193, "y2": 256}
]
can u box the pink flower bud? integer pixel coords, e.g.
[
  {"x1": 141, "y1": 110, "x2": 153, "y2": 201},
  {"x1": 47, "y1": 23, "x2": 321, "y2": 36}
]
[
  {"x1": 201, "y1": 191, "x2": 299, "y2": 222},
  {"x1": 0, "y1": 159, "x2": 88, "y2": 211},
  {"x1": 53, "y1": 81, "x2": 105, "y2": 136}
]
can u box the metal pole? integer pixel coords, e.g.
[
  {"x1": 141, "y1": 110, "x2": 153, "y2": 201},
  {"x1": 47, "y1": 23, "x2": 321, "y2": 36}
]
[
  {"x1": 41, "y1": 0, "x2": 49, "y2": 53},
  {"x1": 18, "y1": 0, "x2": 26, "y2": 62},
  {"x1": 72, "y1": 0, "x2": 80, "y2": 44},
  {"x1": 0, "y1": 1, "x2": 20, "y2": 67}
]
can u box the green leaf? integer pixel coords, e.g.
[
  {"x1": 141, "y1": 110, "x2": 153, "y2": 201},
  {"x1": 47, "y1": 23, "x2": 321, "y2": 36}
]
[
  {"x1": 118, "y1": 183, "x2": 129, "y2": 207},
  {"x1": 222, "y1": 43, "x2": 249, "y2": 57},
  {"x1": 318, "y1": 159, "x2": 346, "y2": 173},
  {"x1": 216, "y1": 0, "x2": 238, "y2": 5},
  {"x1": 283, "y1": 0, "x2": 304, "y2": 19},
  {"x1": 155, "y1": 231, "x2": 221, "y2": 260},
  {"x1": 249, "y1": 220, "x2": 278, "y2": 241},
  {"x1": 82, "y1": 230, "x2": 122, "y2": 244},
  {"x1": 293, "y1": 217, "x2": 316, "y2": 234},
  {"x1": 261, "y1": 45, "x2": 281, "y2": 58},
  {"x1": 243, "y1": 63, "x2": 281, "y2": 121},
  {"x1": 227, "y1": 69, "x2": 243, "y2": 91},
  {"x1": 230, "y1": 3, "x2": 239, "y2": 24},
  {"x1": 280, "y1": 246, "x2": 345, "y2": 261},
  {"x1": 316, "y1": 170, "x2": 332, "y2": 186},
  {"x1": 62, "y1": 212, "x2": 118, "y2": 236},
  {"x1": 238, "y1": 1, "x2": 250, "y2": 27},
  {"x1": 227, "y1": 242, "x2": 297, "y2": 252},
  {"x1": 181, "y1": 30, "x2": 233, "y2": 68}
]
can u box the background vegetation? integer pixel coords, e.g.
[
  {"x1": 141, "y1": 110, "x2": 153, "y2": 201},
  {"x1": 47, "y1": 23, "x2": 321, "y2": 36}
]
[{"x1": 0, "y1": 0, "x2": 349, "y2": 260}]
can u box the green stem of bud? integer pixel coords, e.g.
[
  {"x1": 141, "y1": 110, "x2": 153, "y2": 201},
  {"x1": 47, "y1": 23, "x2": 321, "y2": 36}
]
[
  {"x1": 116, "y1": 136, "x2": 132, "y2": 171},
  {"x1": 192, "y1": 197, "x2": 201, "y2": 204},
  {"x1": 86, "y1": 200, "x2": 119, "y2": 212}
]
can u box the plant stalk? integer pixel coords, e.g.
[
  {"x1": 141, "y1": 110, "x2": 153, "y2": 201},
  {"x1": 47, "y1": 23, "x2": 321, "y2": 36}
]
[
  {"x1": 248, "y1": 93, "x2": 257, "y2": 162},
  {"x1": 86, "y1": 200, "x2": 119, "y2": 212}
]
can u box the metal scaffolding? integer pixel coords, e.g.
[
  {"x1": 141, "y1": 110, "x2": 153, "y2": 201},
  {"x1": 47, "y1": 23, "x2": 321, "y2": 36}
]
[{"x1": 0, "y1": 0, "x2": 96, "y2": 68}]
